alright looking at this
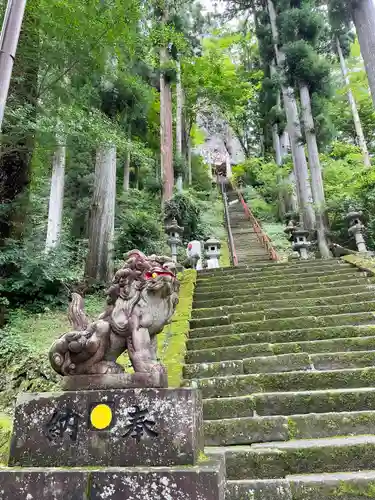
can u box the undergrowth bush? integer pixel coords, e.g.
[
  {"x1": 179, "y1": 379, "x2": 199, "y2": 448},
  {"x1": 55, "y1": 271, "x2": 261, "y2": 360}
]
[
  {"x1": 115, "y1": 189, "x2": 167, "y2": 257},
  {"x1": 241, "y1": 186, "x2": 277, "y2": 222},
  {"x1": 0, "y1": 240, "x2": 81, "y2": 311}
]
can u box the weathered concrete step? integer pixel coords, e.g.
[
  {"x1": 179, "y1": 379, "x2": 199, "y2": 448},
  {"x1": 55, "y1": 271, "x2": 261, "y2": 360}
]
[
  {"x1": 186, "y1": 334, "x2": 375, "y2": 363},
  {"x1": 190, "y1": 300, "x2": 375, "y2": 330},
  {"x1": 192, "y1": 291, "x2": 375, "y2": 320},
  {"x1": 189, "y1": 312, "x2": 375, "y2": 339},
  {"x1": 206, "y1": 435, "x2": 375, "y2": 479},
  {"x1": 187, "y1": 325, "x2": 375, "y2": 351},
  {"x1": 193, "y1": 277, "x2": 373, "y2": 303},
  {"x1": 195, "y1": 269, "x2": 359, "y2": 294},
  {"x1": 190, "y1": 366, "x2": 375, "y2": 398},
  {"x1": 183, "y1": 350, "x2": 375, "y2": 379},
  {"x1": 204, "y1": 411, "x2": 375, "y2": 446},
  {"x1": 196, "y1": 261, "x2": 350, "y2": 285},
  {"x1": 226, "y1": 471, "x2": 375, "y2": 500},
  {"x1": 203, "y1": 387, "x2": 375, "y2": 420},
  {"x1": 197, "y1": 258, "x2": 347, "y2": 277},
  {"x1": 193, "y1": 283, "x2": 373, "y2": 309},
  {"x1": 236, "y1": 255, "x2": 270, "y2": 262}
]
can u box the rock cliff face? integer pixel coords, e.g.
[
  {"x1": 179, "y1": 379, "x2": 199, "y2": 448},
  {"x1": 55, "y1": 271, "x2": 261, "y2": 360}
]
[{"x1": 193, "y1": 105, "x2": 245, "y2": 172}]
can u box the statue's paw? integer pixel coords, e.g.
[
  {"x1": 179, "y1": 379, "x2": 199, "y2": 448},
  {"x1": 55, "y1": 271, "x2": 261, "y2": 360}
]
[
  {"x1": 68, "y1": 337, "x2": 87, "y2": 353},
  {"x1": 92, "y1": 362, "x2": 125, "y2": 375},
  {"x1": 149, "y1": 362, "x2": 167, "y2": 376}
]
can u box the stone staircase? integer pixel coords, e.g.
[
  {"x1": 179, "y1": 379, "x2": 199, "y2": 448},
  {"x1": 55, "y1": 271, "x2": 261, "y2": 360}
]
[
  {"x1": 227, "y1": 189, "x2": 270, "y2": 264},
  {"x1": 183, "y1": 194, "x2": 375, "y2": 499}
]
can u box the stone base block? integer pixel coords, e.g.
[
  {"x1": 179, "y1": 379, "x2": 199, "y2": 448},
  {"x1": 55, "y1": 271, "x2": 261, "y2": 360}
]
[
  {"x1": 0, "y1": 460, "x2": 225, "y2": 500},
  {"x1": 61, "y1": 371, "x2": 168, "y2": 391},
  {"x1": 9, "y1": 388, "x2": 203, "y2": 468},
  {"x1": 0, "y1": 469, "x2": 88, "y2": 500}
]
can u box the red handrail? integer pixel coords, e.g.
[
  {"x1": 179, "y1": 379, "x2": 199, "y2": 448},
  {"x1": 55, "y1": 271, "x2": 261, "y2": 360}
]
[{"x1": 236, "y1": 188, "x2": 279, "y2": 261}]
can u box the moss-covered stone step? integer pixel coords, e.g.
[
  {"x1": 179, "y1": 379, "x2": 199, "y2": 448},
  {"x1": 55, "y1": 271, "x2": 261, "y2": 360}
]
[
  {"x1": 184, "y1": 350, "x2": 375, "y2": 379},
  {"x1": 187, "y1": 325, "x2": 375, "y2": 351},
  {"x1": 203, "y1": 387, "x2": 375, "y2": 420},
  {"x1": 196, "y1": 262, "x2": 350, "y2": 286},
  {"x1": 226, "y1": 471, "x2": 375, "y2": 500},
  {"x1": 204, "y1": 411, "x2": 375, "y2": 446},
  {"x1": 186, "y1": 334, "x2": 375, "y2": 363},
  {"x1": 193, "y1": 283, "x2": 373, "y2": 309},
  {"x1": 192, "y1": 291, "x2": 375, "y2": 320},
  {"x1": 193, "y1": 277, "x2": 373, "y2": 303},
  {"x1": 290, "y1": 470, "x2": 375, "y2": 500},
  {"x1": 206, "y1": 435, "x2": 375, "y2": 479},
  {"x1": 194, "y1": 269, "x2": 359, "y2": 294},
  {"x1": 189, "y1": 312, "x2": 375, "y2": 339},
  {"x1": 191, "y1": 366, "x2": 375, "y2": 399},
  {"x1": 196, "y1": 262, "x2": 353, "y2": 283},
  {"x1": 189, "y1": 300, "x2": 375, "y2": 329},
  {"x1": 198, "y1": 258, "x2": 346, "y2": 277}
]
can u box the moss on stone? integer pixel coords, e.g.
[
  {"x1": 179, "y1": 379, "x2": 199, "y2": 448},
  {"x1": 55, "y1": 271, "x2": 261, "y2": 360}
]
[
  {"x1": 157, "y1": 269, "x2": 196, "y2": 388},
  {"x1": 197, "y1": 367, "x2": 375, "y2": 399},
  {"x1": 203, "y1": 395, "x2": 255, "y2": 420},
  {"x1": 333, "y1": 480, "x2": 375, "y2": 497},
  {"x1": 219, "y1": 239, "x2": 231, "y2": 268},
  {"x1": 343, "y1": 254, "x2": 375, "y2": 276},
  {"x1": 0, "y1": 413, "x2": 12, "y2": 465},
  {"x1": 287, "y1": 417, "x2": 299, "y2": 440}
]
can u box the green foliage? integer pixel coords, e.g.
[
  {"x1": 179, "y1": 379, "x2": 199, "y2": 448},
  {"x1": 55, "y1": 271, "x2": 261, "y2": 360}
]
[
  {"x1": 183, "y1": 29, "x2": 263, "y2": 157},
  {"x1": 279, "y1": 7, "x2": 324, "y2": 47},
  {"x1": 165, "y1": 192, "x2": 202, "y2": 242},
  {"x1": 191, "y1": 155, "x2": 213, "y2": 192},
  {"x1": 284, "y1": 41, "x2": 331, "y2": 94},
  {"x1": 233, "y1": 157, "x2": 284, "y2": 205},
  {"x1": 0, "y1": 241, "x2": 81, "y2": 311},
  {"x1": 116, "y1": 190, "x2": 167, "y2": 257},
  {"x1": 242, "y1": 186, "x2": 277, "y2": 222},
  {"x1": 317, "y1": 142, "x2": 375, "y2": 250}
]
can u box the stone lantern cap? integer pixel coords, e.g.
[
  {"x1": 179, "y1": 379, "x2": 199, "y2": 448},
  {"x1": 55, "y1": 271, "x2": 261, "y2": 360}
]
[
  {"x1": 204, "y1": 237, "x2": 221, "y2": 250},
  {"x1": 165, "y1": 217, "x2": 184, "y2": 235},
  {"x1": 293, "y1": 229, "x2": 309, "y2": 238},
  {"x1": 284, "y1": 220, "x2": 296, "y2": 233},
  {"x1": 346, "y1": 210, "x2": 364, "y2": 225},
  {"x1": 284, "y1": 220, "x2": 297, "y2": 240}
]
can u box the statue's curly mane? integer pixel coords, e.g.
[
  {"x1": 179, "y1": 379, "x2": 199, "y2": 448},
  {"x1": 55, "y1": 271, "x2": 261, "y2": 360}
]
[{"x1": 104, "y1": 249, "x2": 178, "y2": 308}]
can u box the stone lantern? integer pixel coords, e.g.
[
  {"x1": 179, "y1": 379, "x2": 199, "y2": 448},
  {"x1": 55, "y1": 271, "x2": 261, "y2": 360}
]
[
  {"x1": 284, "y1": 220, "x2": 297, "y2": 243},
  {"x1": 347, "y1": 210, "x2": 367, "y2": 253},
  {"x1": 165, "y1": 218, "x2": 183, "y2": 263},
  {"x1": 204, "y1": 237, "x2": 221, "y2": 269},
  {"x1": 292, "y1": 228, "x2": 311, "y2": 260}
]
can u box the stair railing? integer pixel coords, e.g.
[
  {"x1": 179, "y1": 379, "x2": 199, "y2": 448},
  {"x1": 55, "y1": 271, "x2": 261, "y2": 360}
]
[
  {"x1": 219, "y1": 176, "x2": 238, "y2": 267},
  {"x1": 235, "y1": 185, "x2": 279, "y2": 261}
]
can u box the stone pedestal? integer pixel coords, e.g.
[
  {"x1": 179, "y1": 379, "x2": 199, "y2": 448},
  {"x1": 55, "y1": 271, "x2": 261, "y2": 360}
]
[{"x1": 2, "y1": 388, "x2": 225, "y2": 499}]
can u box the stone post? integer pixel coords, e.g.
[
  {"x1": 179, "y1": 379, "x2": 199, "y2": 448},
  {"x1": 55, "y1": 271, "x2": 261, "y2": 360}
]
[
  {"x1": 165, "y1": 217, "x2": 183, "y2": 263},
  {"x1": 292, "y1": 228, "x2": 311, "y2": 260},
  {"x1": 204, "y1": 237, "x2": 221, "y2": 269},
  {"x1": 347, "y1": 210, "x2": 367, "y2": 253}
]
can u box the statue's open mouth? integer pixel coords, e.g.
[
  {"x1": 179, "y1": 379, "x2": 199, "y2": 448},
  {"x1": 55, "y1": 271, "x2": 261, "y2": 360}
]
[{"x1": 144, "y1": 268, "x2": 176, "y2": 280}]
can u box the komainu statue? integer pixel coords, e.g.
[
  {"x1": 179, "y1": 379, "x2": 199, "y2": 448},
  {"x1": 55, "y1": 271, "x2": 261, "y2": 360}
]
[{"x1": 49, "y1": 250, "x2": 180, "y2": 377}]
